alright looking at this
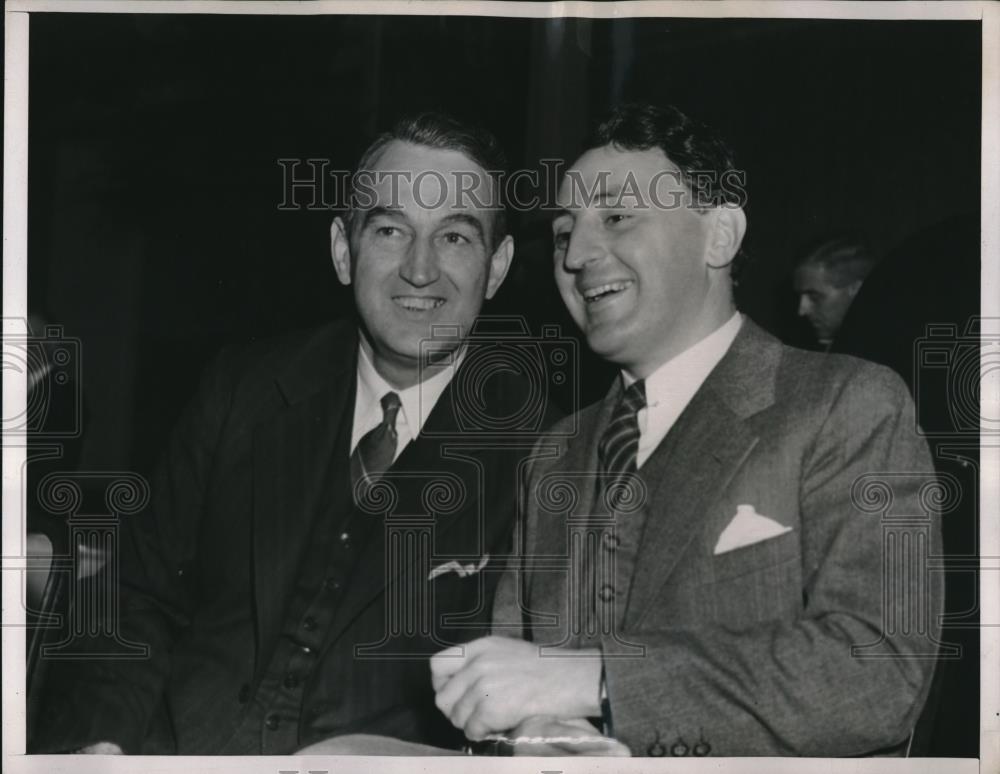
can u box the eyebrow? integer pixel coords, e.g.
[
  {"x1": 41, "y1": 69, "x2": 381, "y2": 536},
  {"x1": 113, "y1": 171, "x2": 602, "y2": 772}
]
[
  {"x1": 554, "y1": 184, "x2": 626, "y2": 212},
  {"x1": 439, "y1": 213, "x2": 487, "y2": 243},
  {"x1": 594, "y1": 185, "x2": 625, "y2": 206},
  {"x1": 361, "y1": 206, "x2": 404, "y2": 229}
]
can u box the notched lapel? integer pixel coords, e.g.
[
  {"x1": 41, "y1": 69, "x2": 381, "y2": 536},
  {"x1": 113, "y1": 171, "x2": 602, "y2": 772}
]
[
  {"x1": 321, "y1": 375, "x2": 488, "y2": 651},
  {"x1": 625, "y1": 388, "x2": 760, "y2": 629},
  {"x1": 621, "y1": 319, "x2": 788, "y2": 630}
]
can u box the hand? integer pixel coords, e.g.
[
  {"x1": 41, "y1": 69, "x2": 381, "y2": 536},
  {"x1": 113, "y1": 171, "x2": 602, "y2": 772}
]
[
  {"x1": 430, "y1": 635, "x2": 602, "y2": 741},
  {"x1": 75, "y1": 741, "x2": 123, "y2": 754},
  {"x1": 506, "y1": 716, "x2": 631, "y2": 756}
]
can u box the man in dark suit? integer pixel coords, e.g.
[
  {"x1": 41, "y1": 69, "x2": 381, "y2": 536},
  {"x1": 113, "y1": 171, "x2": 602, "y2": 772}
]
[
  {"x1": 34, "y1": 112, "x2": 558, "y2": 754},
  {"x1": 431, "y1": 103, "x2": 943, "y2": 756}
]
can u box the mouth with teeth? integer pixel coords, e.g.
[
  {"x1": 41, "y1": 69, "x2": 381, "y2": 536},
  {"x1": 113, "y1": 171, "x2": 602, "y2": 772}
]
[
  {"x1": 581, "y1": 280, "x2": 634, "y2": 304},
  {"x1": 393, "y1": 295, "x2": 446, "y2": 312}
]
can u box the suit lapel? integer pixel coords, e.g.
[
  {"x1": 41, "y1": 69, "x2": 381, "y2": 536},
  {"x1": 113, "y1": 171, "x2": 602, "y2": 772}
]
[
  {"x1": 621, "y1": 319, "x2": 784, "y2": 628},
  {"x1": 623, "y1": 389, "x2": 759, "y2": 627},
  {"x1": 251, "y1": 328, "x2": 357, "y2": 677},
  {"x1": 322, "y1": 363, "x2": 486, "y2": 650}
]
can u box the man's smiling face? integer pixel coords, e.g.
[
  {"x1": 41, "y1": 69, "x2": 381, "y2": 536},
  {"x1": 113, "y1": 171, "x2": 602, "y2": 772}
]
[
  {"x1": 552, "y1": 145, "x2": 722, "y2": 377},
  {"x1": 333, "y1": 140, "x2": 511, "y2": 388}
]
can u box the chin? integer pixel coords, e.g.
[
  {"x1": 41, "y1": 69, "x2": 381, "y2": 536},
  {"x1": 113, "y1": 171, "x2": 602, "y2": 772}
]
[{"x1": 585, "y1": 333, "x2": 627, "y2": 365}]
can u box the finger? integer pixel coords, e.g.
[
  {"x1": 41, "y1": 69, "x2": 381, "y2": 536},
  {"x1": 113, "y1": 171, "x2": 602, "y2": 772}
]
[
  {"x1": 433, "y1": 642, "x2": 498, "y2": 714},
  {"x1": 430, "y1": 669, "x2": 448, "y2": 694},
  {"x1": 430, "y1": 645, "x2": 469, "y2": 680},
  {"x1": 463, "y1": 714, "x2": 490, "y2": 743},
  {"x1": 463, "y1": 701, "x2": 501, "y2": 742},
  {"x1": 449, "y1": 676, "x2": 487, "y2": 733},
  {"x1": 434, "y1": 662, "x2": 478, "y2": 720}
]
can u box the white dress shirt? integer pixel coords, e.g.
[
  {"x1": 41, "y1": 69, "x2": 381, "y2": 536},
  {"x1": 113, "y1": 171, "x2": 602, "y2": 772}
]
[
  {"x1": 350, "y1": 342, "x2": 463, "y2": 461},
  {"x1": 623, "y1": 312, "x2": 743, "y2": 468}
]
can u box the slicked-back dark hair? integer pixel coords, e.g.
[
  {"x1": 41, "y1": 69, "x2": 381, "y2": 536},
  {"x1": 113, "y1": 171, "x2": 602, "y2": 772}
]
[
  {"x1": 585, "y1": 102, "x2": 749, "y2": 279},
  {"x1": 344, "y1": 111, "x2": 508, "y2": 250},
  {"x1": 796, "y1": 235, "x2": 877, "y2": 287}
]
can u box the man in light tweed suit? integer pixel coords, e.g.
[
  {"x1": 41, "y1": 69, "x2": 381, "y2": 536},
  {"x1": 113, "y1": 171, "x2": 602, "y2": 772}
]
[{"x1": 431, "y1": 103, "x2": 942, "y2": 757}]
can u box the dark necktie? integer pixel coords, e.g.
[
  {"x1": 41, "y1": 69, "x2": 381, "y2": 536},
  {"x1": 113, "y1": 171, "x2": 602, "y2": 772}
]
[
  {"x1": 351, "y1": 391, "x2": 402, "y2": 503},
  {"x1": 597, "y1": 379, "x2": 646, "y2": 511}
]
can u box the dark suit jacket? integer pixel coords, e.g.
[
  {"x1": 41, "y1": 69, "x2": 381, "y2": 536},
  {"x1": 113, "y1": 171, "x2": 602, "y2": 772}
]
[
  {"x1": 35, "y1": 321, "x2": 557, "y2": 753},
  {"x1": 494, "y1": 320, "x2": 942, "y2": 756}
]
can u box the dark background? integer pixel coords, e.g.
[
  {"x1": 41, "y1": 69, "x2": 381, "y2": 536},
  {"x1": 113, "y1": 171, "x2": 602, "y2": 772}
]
[
  {"x1": 28, "y1": 13, "x2": 981, "y2": 473},
  {"x1": 25, "y1": 12, "x2": 981, "y2": 757}
]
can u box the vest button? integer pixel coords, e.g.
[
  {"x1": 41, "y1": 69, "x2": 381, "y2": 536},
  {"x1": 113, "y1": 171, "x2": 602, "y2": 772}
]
[
  {"x1": 302, "y1": 616, "x2": 318, "y2": 631},
  {"x1": 323, "y1": 577, "x2": 341, "y2": 592},
  {"x1": 265, "y1": 714, "x2": 280, "y2": 731}
]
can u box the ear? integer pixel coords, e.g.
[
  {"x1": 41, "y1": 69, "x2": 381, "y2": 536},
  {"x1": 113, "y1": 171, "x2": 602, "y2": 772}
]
[
  {"x1": 484, "y1": 234, "x2": 515, "y2": 300},
  {"x1": 845, "y1": 279, "x2": 864, "y2": 299},
  {"x1": 331, "y1": 216, "x2": 353, "y2": 286},
  {"x1": 705, "y1": 205, "x2": 747, "y2": 270}
]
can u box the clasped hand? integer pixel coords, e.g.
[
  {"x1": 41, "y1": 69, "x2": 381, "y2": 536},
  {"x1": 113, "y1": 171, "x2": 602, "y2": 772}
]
[{"x1": 430, "y1": 635, "x2": 603, "y2": 741}]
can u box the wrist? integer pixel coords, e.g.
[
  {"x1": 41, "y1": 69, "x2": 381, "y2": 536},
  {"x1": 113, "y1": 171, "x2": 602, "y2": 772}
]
[{"x1": 572, "y1": 648, "x2": 604, "y2": 717}]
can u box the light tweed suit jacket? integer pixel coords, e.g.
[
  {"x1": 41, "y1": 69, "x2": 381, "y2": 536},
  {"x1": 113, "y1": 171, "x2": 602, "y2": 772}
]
[{"x1": 493, "y1": 319, "x2": 942, "y2": 757}]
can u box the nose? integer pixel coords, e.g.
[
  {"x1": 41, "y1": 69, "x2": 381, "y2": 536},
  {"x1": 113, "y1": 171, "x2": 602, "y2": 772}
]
[
  {"x1": 399, "y1": 237, "x2": 440, "y2": 287},
  {"x1": 562, "y1": 221, "x2": 606, "y2": 272},
  {"x1": 797, "y1": 295, "x2": 811, "y2": 318}
]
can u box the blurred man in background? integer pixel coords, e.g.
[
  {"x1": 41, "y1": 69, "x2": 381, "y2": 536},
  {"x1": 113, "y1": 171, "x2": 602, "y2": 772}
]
[{"x1": 793, "y1": 236, "x2": 877, "y2": 348}]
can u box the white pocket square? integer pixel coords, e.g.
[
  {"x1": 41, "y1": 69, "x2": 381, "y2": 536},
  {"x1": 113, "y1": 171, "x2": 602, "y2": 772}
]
[
  {"x1": 427, "y1": 554, "x2": 489, "y2": 581},
  {"x1": 713, "y1": 505, "x2": 792, "y2": 555}
]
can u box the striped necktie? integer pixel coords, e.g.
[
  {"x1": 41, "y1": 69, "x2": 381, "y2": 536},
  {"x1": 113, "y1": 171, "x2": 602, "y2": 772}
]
[
  {"x1": 597, "y1": 379, "x2": 646, "y2": 511},
  {"x1": 351, "y1": 391, "x2": 402, "y2": 504}
]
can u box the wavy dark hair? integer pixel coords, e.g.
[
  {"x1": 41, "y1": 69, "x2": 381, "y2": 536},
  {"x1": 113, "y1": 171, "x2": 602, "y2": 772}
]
[{"x1": 585, "y1": 102, "x2": 749, "y2": 280}]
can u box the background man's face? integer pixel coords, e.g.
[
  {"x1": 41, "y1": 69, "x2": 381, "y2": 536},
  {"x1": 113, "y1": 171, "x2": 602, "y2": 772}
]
[
  {"x1": 334, "y1": 140, "x2": 510, "y2": 386},
  {"x1": 551, "y1": 145, "x2": 718, "y2": 376},
  {"x1": 793, "y1": 263, "x2": 859, "y2": 345}
]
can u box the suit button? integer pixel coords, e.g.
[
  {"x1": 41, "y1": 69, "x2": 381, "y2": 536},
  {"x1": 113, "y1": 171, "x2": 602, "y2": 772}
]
[
  {"x1": 670, "y1": 740, "x2": 689, "y2": 756},
  {"x1": 598, "y1": 584, "x2": 616, "y2": 602},
  {"x1": 237, "y1": 684, "x2": 250, "y2": 704},
  {"x1": 299, "y1": 644, "x2": 314, "y2": 655},
  {"x1": 693, "y1": 740, "x2": 711, "y2": 756},
  {"x1": 302, "y1": 616, "x2": 318, "y2": 631},
  {"x1": 265, "y1": 714, "x2": 280, "y2": 731},
  {"x1": 602, "y1": 533, "x2": 620, "y2": 551},
  {"x1": 283, "y1": 672, "x2": 300, "y2": 689},
  {"x1": 339, "y1": 531, "x2": 350, "y2": 544}
]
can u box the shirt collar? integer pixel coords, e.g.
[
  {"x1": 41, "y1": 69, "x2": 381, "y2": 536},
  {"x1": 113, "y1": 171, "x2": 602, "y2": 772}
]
[
  {"x1": 356, "y1": 340, "x2": 463, "y2": 439},
  {"x1": 623, "y1": 312, "x2": 744, "y2": 406}
]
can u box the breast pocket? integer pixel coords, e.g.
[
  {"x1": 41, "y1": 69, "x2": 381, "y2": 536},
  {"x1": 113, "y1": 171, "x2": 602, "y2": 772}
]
[{"x1": 705, "y1": 529, "x2": 802, "y2": 627}]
